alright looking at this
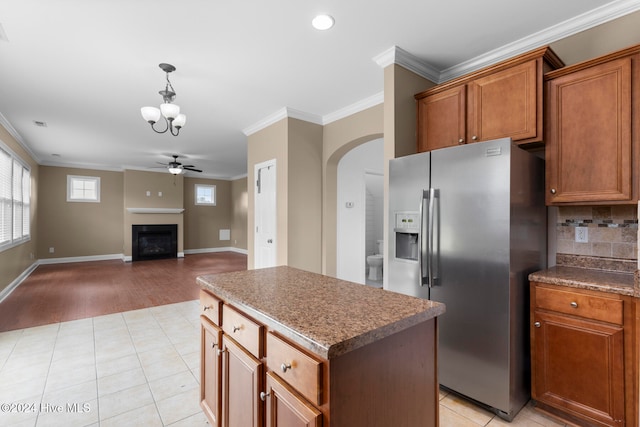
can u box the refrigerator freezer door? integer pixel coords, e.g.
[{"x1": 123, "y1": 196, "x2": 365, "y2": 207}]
[
  {"x1": 387, "y1": 151, "x2": 430, "y2": 300},
  {"x1": 430, "y1": 138, "x2": 513, "y2": 413}
]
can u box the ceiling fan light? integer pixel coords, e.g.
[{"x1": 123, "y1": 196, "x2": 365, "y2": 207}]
[
  {"x1": 141, "y1": 106, "x2": 161, "y2": 123},
  {"x1": 173, "y1": 113, "x2": 186, "y2": 128},
  {"x1": 168, "y1": 166, "x2": 183, "y2": 175},
  {"x1": 160, "y1": 103, "x2": 180, "y2": 119}
]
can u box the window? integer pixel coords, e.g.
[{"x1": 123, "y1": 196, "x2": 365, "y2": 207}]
[
  {"x1": 0, "y1": 143, "x2": 31, "y2": 250},
  {"x1": 67, "y1": 175, "x2": 100, "y2": 202},
  {"x1": 195, "y1": 184, "x2": 216, "y2": 205}
]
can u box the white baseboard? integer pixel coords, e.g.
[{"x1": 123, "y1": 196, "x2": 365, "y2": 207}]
[
  {"x1": 0, "y1": 261, "x2": 38, "y2": 304},
  {"x1": 184, "y1": 247, "x2": 248, "y2": 255},
  {"x1": 38, "y1": 253, "x2": 125, "y2": 265}
]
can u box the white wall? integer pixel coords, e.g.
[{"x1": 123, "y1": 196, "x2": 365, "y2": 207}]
[{"x1": 337, "y1": 138, "x2": 384, "y2": 283}]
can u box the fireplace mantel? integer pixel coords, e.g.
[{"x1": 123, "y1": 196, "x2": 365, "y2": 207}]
[{"x1": 126, "y1": 208, "x2": 185, "y2": 214}]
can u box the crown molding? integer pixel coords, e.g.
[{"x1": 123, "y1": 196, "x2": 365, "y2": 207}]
[
  {"x1": 373, "y1": 46, "x2": 440, "y2": 83},
  {"x1": 323, "y1": 92, "x2": 384, "y2": 125},
  {"x1": 243, "y1": 107, "x2": 323, "y2": 136},
  {"x1": 370, "y1": 1, "x2": 640, "y2": 84},
  {"x1": 243, "y1": 92, "x2": 384, "y2": 136},
  {"x1": 439, "y1": 0, "x2": 640, "y2": 82},
  {"x1": 0, "y1": 112, "x2": 41, "y2": 164}
]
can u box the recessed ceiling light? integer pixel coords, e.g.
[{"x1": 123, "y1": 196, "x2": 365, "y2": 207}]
[{"x1": 312, "y1": 14, "x2": 334, "y2": 31}]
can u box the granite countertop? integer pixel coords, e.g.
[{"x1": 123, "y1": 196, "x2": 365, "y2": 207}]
[
  {"x1": 197, "y1": 266, "x2": 445, "y2": 359},
  {"x1": 529, "y1": 266, "x2": 637, "y2": 297}
]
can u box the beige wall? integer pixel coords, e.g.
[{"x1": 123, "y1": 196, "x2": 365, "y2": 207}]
[
  {"x1": 322, "y1": 104, "x2": 384, "y2": 276},
  {"x1": 231, "y1": 178, "x2": 248, "y2": 250},
  {"x1": 0, "y1": 126, "x2": 39, "y2": 293},
  {"x1": 288, "y1": 119, "x2": 323, "y2": 273},
  {"x1": 246, "y1": 118, "x2": 323, "y2": 272},
  {"x1": 38, "y1": 166, "x2": 124, "y2": 259},
  {"x1": 183, "y1": 177, "x2": 232, "y2": 250},
  {"x1": 247, "y1": 119, "x2": 288, "y2": 269},
  {"x1": 123, "y1": 170, "x2": 184, "y2": 257}
]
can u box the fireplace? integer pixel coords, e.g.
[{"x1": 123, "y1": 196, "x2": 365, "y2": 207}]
[{"x1": 132, "y1": 224, "x2": 177, "y2": 261}]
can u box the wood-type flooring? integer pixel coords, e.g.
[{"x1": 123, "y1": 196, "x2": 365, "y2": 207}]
[{"x1": 0, "y1": 252, "x2": 247, "y2": 332}]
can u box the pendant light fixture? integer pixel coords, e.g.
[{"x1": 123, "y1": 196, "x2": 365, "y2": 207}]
[{"x1": 141, "y1": 63, "x2": 186, "y2": 136}]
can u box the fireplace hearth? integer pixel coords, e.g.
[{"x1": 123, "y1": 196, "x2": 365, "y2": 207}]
[{"x1": 132, "y1": 224, "x2": 178, "y2": 261}]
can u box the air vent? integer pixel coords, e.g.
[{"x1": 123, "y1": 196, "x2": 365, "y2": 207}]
[{"x1": 33, "y1": 120, "x2": 47, "y2": 127}]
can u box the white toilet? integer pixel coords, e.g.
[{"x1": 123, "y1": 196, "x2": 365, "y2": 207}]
[{"x1": 367, "y1": 240, "x2": 384, "y2": 281}]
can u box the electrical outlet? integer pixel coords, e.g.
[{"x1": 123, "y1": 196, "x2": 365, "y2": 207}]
[
  {"x1": 575, "y1": 226, "x2": 588, "y2": 243},
  {"x1": 49, "y1": 247, "x2": 55, "y2": 253}
]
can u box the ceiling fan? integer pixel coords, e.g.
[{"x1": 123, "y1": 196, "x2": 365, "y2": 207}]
[{"x1": 157, "y1": 155, "x2": 202, "y2": 175}]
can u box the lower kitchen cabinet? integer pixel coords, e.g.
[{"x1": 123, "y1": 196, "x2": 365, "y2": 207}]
[
  {"x1": 200, "y1": 318, "x2": 222, "y2": 427},
  {"x1": 264, "y1": 371, "x2": 322, "y2": 427},
  {"x1": 530, "y1": 282, "x2": 638, "y2": 426},
  {"x1": 222, "y1": 335, "x2": 264, "y2": 427}
]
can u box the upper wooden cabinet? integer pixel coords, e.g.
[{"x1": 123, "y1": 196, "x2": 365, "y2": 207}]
[
  {"x1": 545, "y1": 46, "x2": 640, "y2": 205},
  {"x1": 415, "y1": 46, "x2": 563, "y2": 152}
]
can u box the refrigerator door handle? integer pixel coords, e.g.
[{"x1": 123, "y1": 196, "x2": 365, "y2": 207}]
[
  {"x1": 419, "y1": 190, "x2": 429, "y2": 286},
  {"x1": 427, "y1": 187, "x2": 437, "y2": 287},
  {"x1": 427, "y1": 188, "x2": 440, "y2": 288}
]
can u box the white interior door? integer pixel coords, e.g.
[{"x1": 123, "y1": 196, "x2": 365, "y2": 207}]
[{"x1": 254, "y1": 160, "x2": 276, "y2": 269}]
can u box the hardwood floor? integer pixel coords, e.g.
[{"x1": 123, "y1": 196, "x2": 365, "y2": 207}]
[{"x1": 0, "y1": 252, "x2": 247, "y2": 332}]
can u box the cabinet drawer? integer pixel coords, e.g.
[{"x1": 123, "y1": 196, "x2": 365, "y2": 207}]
[
  {"x1": 200, "y1": 290, "x2": 222, "y2": 326},
  {"x1": 266, "y1": 332, "x2": 322, "y2": 406},
  {"x1": 535, "y1": 286, "x2": 622, "y2": 325},
  {"x1": 222, "y1": 305, "x2": 264, "y2": 358}
]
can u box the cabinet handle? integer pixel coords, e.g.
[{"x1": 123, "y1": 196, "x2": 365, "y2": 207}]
[
  {"x1": 281, "y1": 363, "x2": 292, "y2": 373},
  {"x1": 212, "y1": 341, "x2": 217, "y2": 349},
  {"x1": 458, "y1": 138, "x2": 465, "y2": 144},
  {"x1": 570, "y1": 301, "x2": 578, "y2": 308},
  {"x1": 216, "y1": 347, "x2": 224, "y2": 356},
  {"x1": 550, "y1": 188, "x2": 557, "y2": 195},
  {"x1": 203, "y1": 305, "x2": 212, "y2": 311},
  {"x1": 260, "y1": 391, "x2": 270, "y2": 401},
  {"x1": 233, "y1": 325, "x2": 241, "y2": 333},
  {"x1": 534, "y1": 322, "x2": 541, "y2": 328},
  {"x1": 471, "y1": 135, "x2": 477, "y2": 141}
]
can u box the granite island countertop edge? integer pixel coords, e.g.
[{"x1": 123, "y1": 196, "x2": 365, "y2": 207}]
[{"x1": 197, "y1": 267, "x2": 445, "y2": 359}]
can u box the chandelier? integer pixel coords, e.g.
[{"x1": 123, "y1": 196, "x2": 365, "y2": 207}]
[{"x1": 140, "y1": 63, "x2": 186, "y2": 136}]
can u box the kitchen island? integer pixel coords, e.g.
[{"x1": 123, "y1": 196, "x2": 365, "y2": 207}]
[{"x1": 197, "y1": 266, "x2": 445, "y2": 427}]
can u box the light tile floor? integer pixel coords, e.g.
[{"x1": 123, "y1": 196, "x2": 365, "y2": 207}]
[{"x1": 0, "y1": 300, "x2": 568, "y2": 427}]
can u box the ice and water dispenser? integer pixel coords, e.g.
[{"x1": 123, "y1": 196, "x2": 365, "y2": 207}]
[{"x1": 393, "y1": 212, "x2": 419, "y2": 261}]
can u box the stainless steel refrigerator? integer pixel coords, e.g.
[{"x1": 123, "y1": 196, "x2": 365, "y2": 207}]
[{"x1": 387, "y1": 138, "x2": 546, "y2": 420}]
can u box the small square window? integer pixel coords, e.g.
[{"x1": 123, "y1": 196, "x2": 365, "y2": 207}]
[
  {"x1": 67, "y1": 175, "x2": 100, "y2": 202},
  {"x1": 195, "y1": 184, "x2": 216, "y2": 205}
]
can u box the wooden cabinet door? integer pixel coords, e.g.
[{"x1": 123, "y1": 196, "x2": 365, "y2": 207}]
[
  {"x1": 222, "y1": 335, "x2": 264, "y2": 427},
  {"x1": 545, "y1": 57, "x2": 633, "y2": 204},
  {"x1": 264, "y1": 372, "x2": 322, "y2": 427},
  {"x1": 417, "y1": 85, "x2": 466, "y2": 152},
  {"x1": 532, "y1": 310, "x2": 625, "y2": 426},
  {"x1": 201, "y1": 318, "x2": 223, "y2": 427},
  {"x1": 467, "y1": 60, "x2": 538, "y2": 143}
]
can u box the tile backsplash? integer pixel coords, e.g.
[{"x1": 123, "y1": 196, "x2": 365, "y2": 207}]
[{"x1": 556, "y1": 205, "x2": 638, "y2": 261}]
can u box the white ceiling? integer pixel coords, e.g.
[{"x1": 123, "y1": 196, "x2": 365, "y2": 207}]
[{"x1": 1, "y1": 0, "x2": 639, "y2": 179}]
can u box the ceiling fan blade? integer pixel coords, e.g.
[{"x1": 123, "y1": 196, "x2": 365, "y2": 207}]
[
  {"x1": 182, "y1": 164, "x2": 195, "y2": 168},
  {"x1": 183, "y1": 167, "x2": 202, "y2": 172},
  {"x1": 156, "y1": 161, "x2": 169, "y2": 166}
]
